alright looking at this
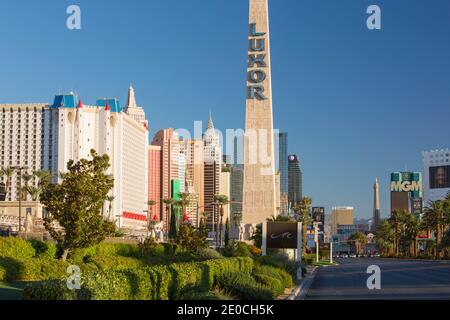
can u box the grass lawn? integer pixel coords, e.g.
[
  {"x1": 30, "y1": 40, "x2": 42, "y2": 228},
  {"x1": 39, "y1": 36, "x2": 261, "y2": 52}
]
[
  {"x1": 0, "y1": 282, "x2": 27, "y2": 300},
  {"x1": 312, "y1": 260, "x2": 337, "y2": 267}
]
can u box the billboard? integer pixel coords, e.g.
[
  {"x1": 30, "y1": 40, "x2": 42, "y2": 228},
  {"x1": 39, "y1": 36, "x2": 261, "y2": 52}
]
[
  {"x1": 429, "y1": 166, "x2": 450, "y2": 189},
  {"x1": 266, "y1": 222, "x2": 298, "y2": 249}
]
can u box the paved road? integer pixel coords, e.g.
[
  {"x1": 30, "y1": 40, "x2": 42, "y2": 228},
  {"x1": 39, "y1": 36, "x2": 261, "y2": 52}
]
[{"x1": 304, "y1": 258, "x2": 450, "y2": 300}]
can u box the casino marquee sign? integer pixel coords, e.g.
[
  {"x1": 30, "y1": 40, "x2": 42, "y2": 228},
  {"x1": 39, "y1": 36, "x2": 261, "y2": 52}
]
[{"x1": 247, "y1": 23, "x2": 268, "y2": 100}]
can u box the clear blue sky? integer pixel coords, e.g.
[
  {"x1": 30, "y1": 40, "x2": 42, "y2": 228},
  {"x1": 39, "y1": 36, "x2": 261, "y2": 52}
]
[{"x1": 1, "y1": 0, "x2": 450, "y2": 219}]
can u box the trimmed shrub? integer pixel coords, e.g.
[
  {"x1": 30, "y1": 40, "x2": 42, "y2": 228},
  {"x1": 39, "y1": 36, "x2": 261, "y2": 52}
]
[
  {"x1": 29, "y1": 240, "x2": 58, "y2": 259},
  {"x1": 169, "y1": 262, "x2": 209, "y2": 299},
  {"x1": 0, "y1": 237, "x2": 36, "y2": 260},
  {"x1": 78, "y1": 269, "x2": 153, "y2": 300},
  {"x1": 216, "y1": 271, "x2": 273, "y2": 300},
  {"x1": 21, "y1": 257, "x2": 253, "y2": 300},
  {"x1": 83, "y1": 255, "x2": 146, "y2": 271},
  {"x1": 196, "y1": 248, "x2": 223, "y2": 260},
  {"x1": 222, "y1": 241, "x2": 252, "y2": 258},
  {"x1": 96, "y1": 243, "x2": 140, "y2": 258},
  {"x1": 23, "y1": 280, "x2": 77, "y2": 300},
  {"x1": 253, "y1": 265, "x2": 294, "y2": 289},
  {"x1": 253, "y1": 273, "x2": 284, "y2": 297}
]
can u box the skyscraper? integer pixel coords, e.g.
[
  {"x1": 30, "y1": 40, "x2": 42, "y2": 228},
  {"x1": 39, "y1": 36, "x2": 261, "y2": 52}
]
[
  {"x1": 152, "y1": 128, "x2": 180, "y2": 230},
  {"x1": 288, "y1": 154, "x2": 302, "y2": 207},
  {"x1": 242, "y1": 0, "x2": 277, "y2": 227},
  {"x1": 203, "y1": 113, "x2": 221, "y2": 231},
  {"x1": 277, "y1": 132, "x2": 288, "y2": 214},
  {"x1": 331, "y1": 206, "x2": 354, "y2": 235},
  {"x1": 373, "y1": 178, "x2": 381, "y2": 230}
]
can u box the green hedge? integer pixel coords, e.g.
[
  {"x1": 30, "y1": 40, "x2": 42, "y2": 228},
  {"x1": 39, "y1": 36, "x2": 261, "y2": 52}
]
[
  {"x1": 253, "y1": 265, "x2": 294, "y2": 289},
  {"x1": 23, "y1": 257, "x2": 253, "y2": 300},
  {"x1": 215, "y1": 271, "x2": 274, "y2": 300},
  {"x1": 253, "y1": 273, "x2": 284, "y2": 297},
  {"x1": 29, "y1": 240, "x2": 58, "y2": 259},
  {"x1": 0, "y1": 237, "x2": 36, "y2": 260},
  {"x1": 0, "y1": 256, "x2": 69, "y2": 282}
]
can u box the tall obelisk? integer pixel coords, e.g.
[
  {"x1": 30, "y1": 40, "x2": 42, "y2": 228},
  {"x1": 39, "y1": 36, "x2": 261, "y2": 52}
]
[
  {"x1": 242, "y1": 0, "x2": 277, "y2": 227},
  {"x1": 373, "y1": 178, "x2": 381, "y2": 230}
]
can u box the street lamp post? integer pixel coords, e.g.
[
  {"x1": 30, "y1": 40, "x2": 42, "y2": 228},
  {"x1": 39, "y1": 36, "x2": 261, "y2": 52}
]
[{"x1": 12, "y1": 166, "x2": 29, "y2": 232}]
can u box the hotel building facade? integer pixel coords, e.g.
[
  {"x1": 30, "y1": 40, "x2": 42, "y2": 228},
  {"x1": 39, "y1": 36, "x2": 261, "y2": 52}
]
[{"x1": 1, "y1": 87, "x2": 149, "y2": 231}]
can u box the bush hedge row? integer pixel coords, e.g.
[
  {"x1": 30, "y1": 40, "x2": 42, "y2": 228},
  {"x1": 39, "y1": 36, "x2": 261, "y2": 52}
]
[{"x1": 23, "y1": 257, "x2": 254, "y2": 300}]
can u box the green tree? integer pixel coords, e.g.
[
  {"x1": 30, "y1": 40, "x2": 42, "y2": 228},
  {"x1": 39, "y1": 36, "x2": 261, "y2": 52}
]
[
  {"x1": 293, "y1": 197, "x2": 313, "y2": 255},
  {"x1": 389, "y1": 210, "x2": 408, "y2": 256},
  {"x1": 175, "y1": 223, "x2": 208, "y2": 253},
  {"x1": 404, "y1": 214, "x2": 421, "y2": 257},
  {"x1": 376, "y1": 220, "x2": 395, "y2": 256},
  {"x1": 40, "y1": 149, "x2": 116, "y2": 260},
  {"x1": 423, "y1": 200, "x2": 446, "y2": 258}
]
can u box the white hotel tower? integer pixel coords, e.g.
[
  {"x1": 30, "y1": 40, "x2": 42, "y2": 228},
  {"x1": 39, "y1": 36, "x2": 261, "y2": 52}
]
[{"x1": 1, "y1": 87, "x2": 149, "y2": 231}]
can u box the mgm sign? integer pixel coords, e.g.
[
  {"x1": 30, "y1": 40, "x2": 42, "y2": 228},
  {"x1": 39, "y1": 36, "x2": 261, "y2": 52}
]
[{"x1": 247, "y1": 23, "x2": 268, "y2": 100}]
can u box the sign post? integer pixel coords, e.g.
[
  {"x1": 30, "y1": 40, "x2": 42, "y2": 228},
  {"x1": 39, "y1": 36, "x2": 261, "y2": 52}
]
[
  {"x1": 297, "y1": 222, "x2": 302, "y2": 280},
  {"x1": 264, "y1": 221, "x2": 302, "y2": 280},
  {"x1": 330, "y1": 242, "x2": 333, "y2": 264}
]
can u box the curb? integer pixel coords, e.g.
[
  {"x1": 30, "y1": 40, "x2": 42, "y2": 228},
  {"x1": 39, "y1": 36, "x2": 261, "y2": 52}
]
[{"x1": 286, "y1": 266, "x2": 318, "y2": 300}]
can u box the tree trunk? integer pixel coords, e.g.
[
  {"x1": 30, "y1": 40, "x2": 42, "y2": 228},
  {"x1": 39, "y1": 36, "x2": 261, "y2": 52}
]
[
  {"x1": 302, "y1": 224, "x2": 307, "y2": 256},
  {"x1": 61, "y1": 248, "x2": 70, "y2": 261}
]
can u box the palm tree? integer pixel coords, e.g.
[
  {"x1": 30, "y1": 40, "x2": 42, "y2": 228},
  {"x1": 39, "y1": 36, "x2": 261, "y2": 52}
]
[
  {"x1": 213, "y1": 194, "x2": 229, "y2": 248},
  {"x1": 106, "y1": 195, "x2": 115, "y2": 221},
  {"x1": 25, "y1": 186, "x2": 42, "y2": 201},
  {"x1": 163, "y1": 198, "x2": 175, "y2": 235},
  {"x1": 2, "y1": 167, "x2": 14, "y2": 201},
  {"x1": 34, "y1": 169, "x2": 52, "y2": 186},
  {"x1": 376, "y1": 220, "x2": 395, "y2": 256},
  {"x1": 21, "y1": 172, "x2": 33, "y2": 201},
  {"x1": 389, "y1": 210, "x2": 408, "y2": 256},
  {"x1": 348, "y1": 232, "x2": 367, "y2": 255},
  {"x1": 404, "y1": 214, "x2": 421, "y2": 257},
  {"x1": 176, "y1": 193, "x2": 191, "y2": 223},
  {"x1": 423, "y1": 200, "x2": 445, "y2": 258},
  {"x1": 293, "y1": 197, "x2": 313, "y2": 255}
]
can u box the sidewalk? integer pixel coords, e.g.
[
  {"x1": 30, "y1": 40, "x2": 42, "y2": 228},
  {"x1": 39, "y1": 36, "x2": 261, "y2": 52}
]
[{"x1": 283, "y1": 265, "x2": 318, "y2": 300}]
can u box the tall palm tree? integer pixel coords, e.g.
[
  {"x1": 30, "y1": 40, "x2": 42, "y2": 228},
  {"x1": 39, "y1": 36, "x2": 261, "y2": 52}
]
[
  {"x1": 106, "y1": 195, "x2": 115, "y2": 221},
  {"x1": 2, "y1": 167, "x2": 14, "y2": 201},
  {"x1": 389, "y1": 210, "x2": 408, "y2": 256},
  {"x1": 404, "y1": 214, "x2": 421, "y2": 257},
  {"x1": 376, "y1": 220, "x2": 395, "y2": 256},
  {"x1": 423, "y1": 200, "x2": 445, "y2": 258},
  {"x1": 22, "y1": 172, "x2": 33, "y2": 201},
  {"x1": 25, "y1": 186, "x2": 42, "y2": 201},
  {"x1": 214, "y1": 194, "x2": 229, "y2": 248},
  {"x1": 293, "y1": 196, "x2": 313, "y2": 255},
  {"x1": 348, "y1": 232, "x2": 367, "y2": 255},
  {"x1": 177, "y1": 193, "x2": 191, "y2": 223},
  {"x1": 34, "y1": 169, "x2": 52, "y2": 186},
  {"x1": 163, "y1": 198, "x2": 175, "y2": 233}
]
